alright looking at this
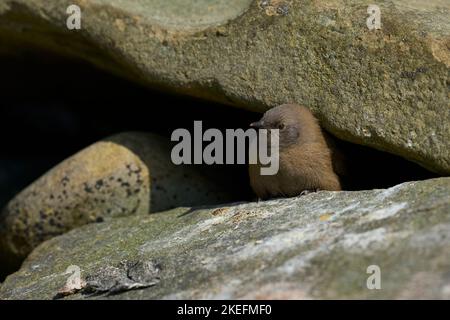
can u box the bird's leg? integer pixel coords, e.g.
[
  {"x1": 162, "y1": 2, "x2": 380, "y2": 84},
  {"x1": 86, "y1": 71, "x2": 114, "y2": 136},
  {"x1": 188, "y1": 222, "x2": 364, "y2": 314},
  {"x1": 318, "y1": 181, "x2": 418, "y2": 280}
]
[{"x1": 299, "y1": 189, "x2": 319, "y2": 196}]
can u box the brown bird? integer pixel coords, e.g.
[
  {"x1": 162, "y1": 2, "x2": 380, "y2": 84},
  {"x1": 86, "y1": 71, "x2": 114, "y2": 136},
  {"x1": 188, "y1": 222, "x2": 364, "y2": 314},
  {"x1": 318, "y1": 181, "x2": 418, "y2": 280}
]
[{"x1": 249, "y1": 104, "x2": 344, "y2": 199}]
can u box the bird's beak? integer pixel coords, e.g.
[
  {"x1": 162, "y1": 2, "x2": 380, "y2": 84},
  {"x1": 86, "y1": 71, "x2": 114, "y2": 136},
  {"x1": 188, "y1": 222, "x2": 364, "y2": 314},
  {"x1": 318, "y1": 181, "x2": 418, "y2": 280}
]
[{"x1": 250, "y1": 120, "x2": 264, "y2": 129}]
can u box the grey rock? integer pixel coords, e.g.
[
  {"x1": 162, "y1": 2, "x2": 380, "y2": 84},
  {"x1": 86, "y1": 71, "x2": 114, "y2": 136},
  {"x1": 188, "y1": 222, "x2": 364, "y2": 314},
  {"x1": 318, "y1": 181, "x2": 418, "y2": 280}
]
[{"x1": 1, "y1": 177, "x2": 449, "y2": 299}]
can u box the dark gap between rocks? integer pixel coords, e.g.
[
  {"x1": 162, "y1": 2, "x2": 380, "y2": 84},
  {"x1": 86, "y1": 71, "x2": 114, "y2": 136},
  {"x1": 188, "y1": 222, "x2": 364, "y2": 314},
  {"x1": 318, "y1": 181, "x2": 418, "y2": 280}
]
[{"x1": 0, "y1": 51, "x2": 439, "y2": 211}]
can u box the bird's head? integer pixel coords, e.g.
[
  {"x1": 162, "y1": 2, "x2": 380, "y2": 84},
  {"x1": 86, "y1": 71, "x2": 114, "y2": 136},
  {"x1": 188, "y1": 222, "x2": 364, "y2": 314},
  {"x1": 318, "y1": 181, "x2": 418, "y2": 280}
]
[{"x1": 250, "y1": 104, "x2": 318, "y2": 149}]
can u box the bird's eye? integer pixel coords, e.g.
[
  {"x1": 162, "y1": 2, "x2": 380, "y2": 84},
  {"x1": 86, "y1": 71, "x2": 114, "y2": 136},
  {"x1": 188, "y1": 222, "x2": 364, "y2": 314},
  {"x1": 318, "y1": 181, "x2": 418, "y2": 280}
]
[{"x1": 277, "y1": 123, "x2": 285, "y2": 130}]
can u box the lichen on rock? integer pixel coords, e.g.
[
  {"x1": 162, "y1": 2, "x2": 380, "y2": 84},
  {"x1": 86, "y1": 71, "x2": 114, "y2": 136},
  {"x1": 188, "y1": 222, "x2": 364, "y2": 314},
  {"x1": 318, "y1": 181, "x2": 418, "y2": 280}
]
[{"x1": 1, "y1": 178, "x2": 449, "y2": 299}]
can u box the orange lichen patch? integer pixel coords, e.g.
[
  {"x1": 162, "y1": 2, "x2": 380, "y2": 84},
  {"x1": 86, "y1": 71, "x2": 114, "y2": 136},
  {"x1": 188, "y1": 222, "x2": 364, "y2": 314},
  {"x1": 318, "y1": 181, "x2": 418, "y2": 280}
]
[
  {"x1": 230, "y1": 209, "x2": 260, "y2": 223},
  {"x1": 211, "y1": 207, "x2": 229, "y2": 216},
  {"x1": 430, "y1": 37, "x2": 450, "y2": 68},
  {"x1": 319, "y1": 213, "x2": 333, "y2": 222},
  {"x1": 114, "y1": 18, "x2": 126, "y2": 32}
]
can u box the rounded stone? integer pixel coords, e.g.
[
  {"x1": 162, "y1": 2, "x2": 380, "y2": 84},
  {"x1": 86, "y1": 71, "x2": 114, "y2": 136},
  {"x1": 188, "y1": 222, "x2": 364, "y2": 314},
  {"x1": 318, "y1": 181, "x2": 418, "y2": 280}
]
[{"x1": 0, "y1": 131, "x2": 240, "y2": 274}]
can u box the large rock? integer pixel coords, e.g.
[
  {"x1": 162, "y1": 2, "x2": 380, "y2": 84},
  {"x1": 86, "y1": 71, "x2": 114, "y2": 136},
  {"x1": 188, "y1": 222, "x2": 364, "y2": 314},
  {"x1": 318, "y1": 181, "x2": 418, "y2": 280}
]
[
  {"x1": 0, "y1": 132, "x2": 242, "y2": 276},
  {"x1": 1, "y1": 177, "x2": 449, "y2": 299},
  {"x1": 0, "y1": 0, "x2": 448, "y2": 174}
]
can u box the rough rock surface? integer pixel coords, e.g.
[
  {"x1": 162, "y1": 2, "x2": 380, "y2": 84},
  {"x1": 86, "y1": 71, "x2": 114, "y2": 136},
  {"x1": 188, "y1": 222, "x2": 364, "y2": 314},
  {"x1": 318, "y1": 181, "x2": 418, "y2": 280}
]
[
  {"x1": 0, "y1": 132, "x2": 242, "y2": 275},
  {"x1": 0, "y1": 0, "x2": 448, "y2": 174},
  {"x1": 1, "y1": 177, "x2": 449, "y2": 299}
]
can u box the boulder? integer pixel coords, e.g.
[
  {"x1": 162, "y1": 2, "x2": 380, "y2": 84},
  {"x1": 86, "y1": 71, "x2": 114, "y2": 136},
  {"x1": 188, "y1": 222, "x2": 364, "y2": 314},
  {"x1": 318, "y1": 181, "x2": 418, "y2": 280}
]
[
  {"x1": 0, "y1": 132, "x2": 242, "y2": 275},
  {"x1": 0, "y1": 0, "x2": 448, "y2": 173},
  {"x1": 1, "y1": 177, "x2": 449, "y2": 299}
]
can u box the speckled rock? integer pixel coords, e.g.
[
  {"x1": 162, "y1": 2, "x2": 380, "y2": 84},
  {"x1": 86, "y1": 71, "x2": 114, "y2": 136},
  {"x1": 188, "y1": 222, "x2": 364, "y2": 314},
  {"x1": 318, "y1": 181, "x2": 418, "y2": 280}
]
[
  {"x1": 0, "y1": 0, "x2": 448, "y2": 173},
  {"x1": 0, "y1": 132, "x2": 241, "y2": 275},
  {"x1": 1, "y1": 177, "x2": 449, "y2": 299}
]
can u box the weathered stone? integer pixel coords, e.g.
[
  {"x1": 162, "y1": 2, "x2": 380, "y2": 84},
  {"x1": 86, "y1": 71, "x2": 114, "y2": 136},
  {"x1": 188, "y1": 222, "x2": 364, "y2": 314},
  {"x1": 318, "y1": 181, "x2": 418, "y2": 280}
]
[
  {"x1": 78, "y1": 259, "x2": 161, "y2": 297},
  {"x1": 1, "y1": 177, "x2": 449, "y2": 299},
  {"x1": 0, "y1": 0, "x2": 448, "y2": 173},
  {"x1": 0, "y1": 132, "x2": 241, "y2": 274}
]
